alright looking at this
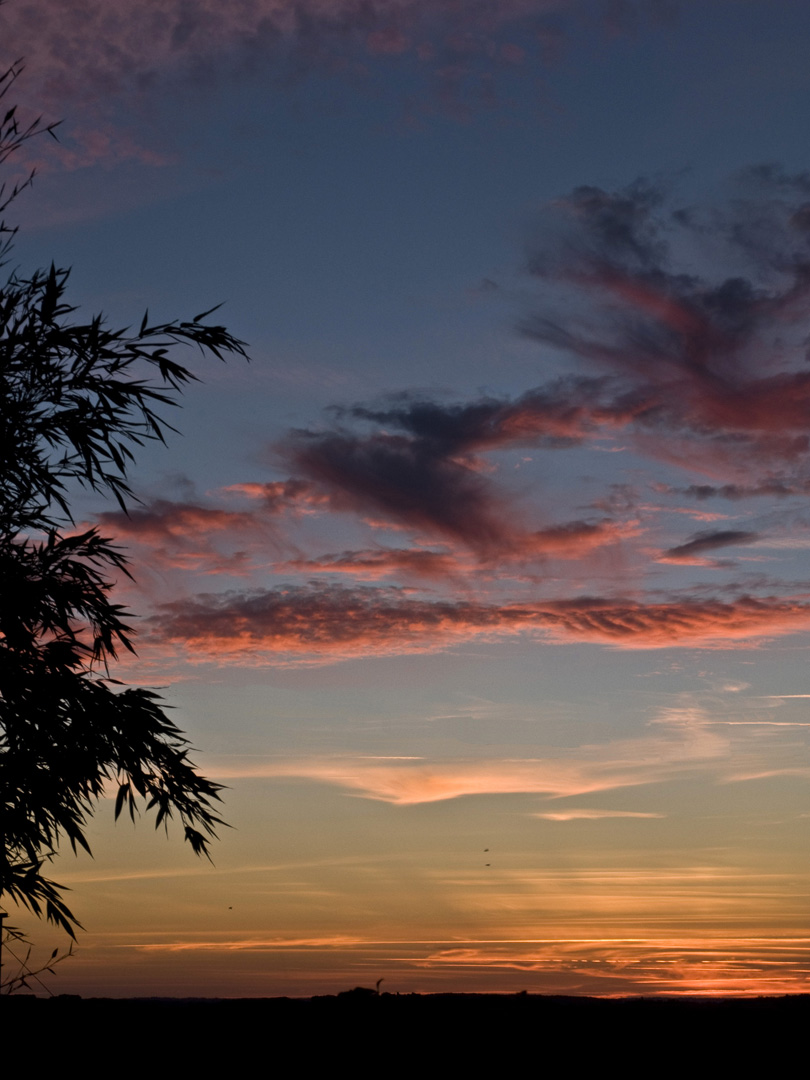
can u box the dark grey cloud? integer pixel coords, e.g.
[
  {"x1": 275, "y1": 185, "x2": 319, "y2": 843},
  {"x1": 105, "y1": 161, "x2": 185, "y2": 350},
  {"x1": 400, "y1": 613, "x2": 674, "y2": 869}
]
[
  {"x1": 675, "y1": 481, "x2": 806, "y2": 500},
  {"x1": 521, "y1": 169, "x2": 810, "y2": 466},
  {"x1": 662, "y1": 529, "x2": 759, "y2": 562},
  {"x1": 342, "y1": 377, "x2": 633, "y2": 450},
  {"x1": 280, "y1": 379, "x2": 639, "y2": 556},
  {"x1": 278, "y1": 167, "x2": 810, "y2": 567},
  {"x1": 283, "y1": 426, "x2": 506, "y2": 554}
]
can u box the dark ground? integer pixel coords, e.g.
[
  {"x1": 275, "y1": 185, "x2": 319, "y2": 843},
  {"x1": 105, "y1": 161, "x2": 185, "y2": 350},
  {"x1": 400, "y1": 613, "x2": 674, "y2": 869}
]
[{"x1": 5, "y1": 992, "x2": 807, "y2": 1067}]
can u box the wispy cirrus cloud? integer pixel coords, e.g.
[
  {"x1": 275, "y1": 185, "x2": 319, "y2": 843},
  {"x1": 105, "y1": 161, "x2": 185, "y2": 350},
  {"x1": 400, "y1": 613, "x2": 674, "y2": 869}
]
[
  {"x1": 531, "y1": 808, "x2": 665, "y2": 820},
  {"x1": 1, "y1": 0, "x2": 571, "y2": 106},
  {"x1": 403, "y1": 933, "x2": 810, "y2": 997},
  {"x1": 2, "y1": 0, "x2": 659, "y2": 168},
  {"x1": 211, "y1": 702, "x2": 810, "y2": 811},
  {"x1": 211, "y1": 706, "x2": 729, "y2": 803}
]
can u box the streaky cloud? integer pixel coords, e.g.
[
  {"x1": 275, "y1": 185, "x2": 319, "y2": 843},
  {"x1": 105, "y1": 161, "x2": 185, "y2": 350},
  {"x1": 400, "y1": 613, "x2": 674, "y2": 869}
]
[
  {"x1": 676, "y1": 481, "x2": 809, "y2": 500},
  {"x1": 276, "y1": 546, "x2": 461, "y2": 580},
  {"x1": 531, "y1": 809, "x2": 666, "y2": 820},
  {"x1": 218, "y1": 708, "x2": 728, "y2": 804},
  {"x1": 147, "y1": 582, "x2": 810, "y2": 662},
  {"x1": 660, "y1": 529, "x2": 759, "y2": 564}
]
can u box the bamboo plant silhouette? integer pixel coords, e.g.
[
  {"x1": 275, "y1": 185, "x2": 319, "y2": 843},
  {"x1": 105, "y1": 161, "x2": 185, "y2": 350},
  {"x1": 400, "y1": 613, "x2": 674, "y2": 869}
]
[
  {"x1": 0, "y1": 61, "x2": 249, "y2": 937},
  {"x1": 0, "y1": 914, "x2": 74, "y2": 994}
]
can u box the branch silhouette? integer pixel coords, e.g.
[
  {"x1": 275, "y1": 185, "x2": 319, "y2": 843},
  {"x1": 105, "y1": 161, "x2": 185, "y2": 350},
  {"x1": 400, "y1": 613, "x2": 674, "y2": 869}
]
[{"x1": 0, "y1": 61, "x2": 249, "y2": 937}]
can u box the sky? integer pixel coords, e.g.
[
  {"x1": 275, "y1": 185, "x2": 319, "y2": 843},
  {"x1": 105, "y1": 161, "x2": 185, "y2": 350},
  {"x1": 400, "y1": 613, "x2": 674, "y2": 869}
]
[{"x1": 4, "y1": 0, "x2": 810, "y2": 998}]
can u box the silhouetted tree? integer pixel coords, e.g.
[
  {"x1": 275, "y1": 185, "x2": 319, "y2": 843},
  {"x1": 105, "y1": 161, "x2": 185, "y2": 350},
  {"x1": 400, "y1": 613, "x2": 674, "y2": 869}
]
[{"x1": 0, "y1": 62, "x2": 248, "y2": 936}]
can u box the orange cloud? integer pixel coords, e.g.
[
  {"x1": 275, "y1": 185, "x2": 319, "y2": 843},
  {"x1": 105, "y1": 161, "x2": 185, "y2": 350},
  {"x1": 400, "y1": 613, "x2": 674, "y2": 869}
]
[
  {"x1": 212, "y1": 707, "x2": 728, "y2": 804},
  {"x1": 531, "y1": 809, "x2": 665, "y2": 820},
  {"x1": 525, "y1": 518, "x2": 641, "y2": 558},
  {"x1": 404, "y1": 934, "x2": 810, "y2": 997},
  {"x1": 94, "y1": 482, "x2": 325, "y2": 574},
  {"x1": 147, "y1": 583, "x2": 810, "y2": 663},
  {"x1": 100, "y1": 500, "x2": 257, "y2": 544},
  {"x1": 276, "y1": 546, "x2": 462, "y2": 580},
  {"x1": 97, "y1": 499, "x2": 271, "y2": 574},
  {"x1": 220, "y1": 480, "x2": 328, "y2": 516}
]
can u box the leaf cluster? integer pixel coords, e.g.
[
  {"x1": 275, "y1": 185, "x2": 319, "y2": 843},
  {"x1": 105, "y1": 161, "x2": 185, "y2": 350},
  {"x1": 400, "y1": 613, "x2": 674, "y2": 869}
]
[
  {"x1": 0, "y1": 59, "x2": 59, "y2": 264},
  {"x1": 1, "y1": 919, "x2": 74, "y2": 995},
  {"x1": 0, "y1": 63, "x2": 248, "y2": 936}
]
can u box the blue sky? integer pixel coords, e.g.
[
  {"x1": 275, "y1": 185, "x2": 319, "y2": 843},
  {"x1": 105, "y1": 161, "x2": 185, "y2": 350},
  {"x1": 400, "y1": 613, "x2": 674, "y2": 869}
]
[{"x1": 5, "y1": 0, "x2": 810, "y2": 997}]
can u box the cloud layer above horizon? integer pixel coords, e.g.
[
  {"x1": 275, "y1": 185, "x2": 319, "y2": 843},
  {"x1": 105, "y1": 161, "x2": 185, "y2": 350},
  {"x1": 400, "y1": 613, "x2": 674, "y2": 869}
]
[{"x1": 82, "y1": 166, "x2": 810, "y2": 668}]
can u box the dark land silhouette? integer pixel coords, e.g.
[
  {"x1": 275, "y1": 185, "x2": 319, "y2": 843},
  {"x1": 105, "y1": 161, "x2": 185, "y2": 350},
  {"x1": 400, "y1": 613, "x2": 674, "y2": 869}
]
[{"x1": 5, "y1": 991, "x2": 806, "y2": 1067}]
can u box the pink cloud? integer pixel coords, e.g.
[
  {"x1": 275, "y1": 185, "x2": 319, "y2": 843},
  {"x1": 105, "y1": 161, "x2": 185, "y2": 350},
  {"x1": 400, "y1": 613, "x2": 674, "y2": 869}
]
[
  {"x1": 522, "y1": 170, "x2": 810, "y2": 482},
  {"x1": 1, "y1": 1, "x2": 602, "y2": 166},
  {"x1": 525, "y1": 518, "x2": 641, "y2": 558},
  {"x1": 94, "y1": 483, "x2": 325, "y2": 575},
  {"x1": 96, "y1": 498, "x2": 272, "y2": 574},
  {"x1": 220, "y1": 479, "x2": 328, "y2": 516},
  {"x1": 146, "y1": 583, "x2": 810, "y2": 663},
  {"x1": 213, "y1": 707, "x2": 728, "y2": 803},
  {"x1": 276, "y1": 546, "x2": 462, "y2": 580}
]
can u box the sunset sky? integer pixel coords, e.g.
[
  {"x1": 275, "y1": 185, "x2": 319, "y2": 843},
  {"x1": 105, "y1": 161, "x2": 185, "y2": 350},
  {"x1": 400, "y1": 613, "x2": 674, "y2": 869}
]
[{"x1": 4, "y1": 0, "x2": 810, "y2": 997}]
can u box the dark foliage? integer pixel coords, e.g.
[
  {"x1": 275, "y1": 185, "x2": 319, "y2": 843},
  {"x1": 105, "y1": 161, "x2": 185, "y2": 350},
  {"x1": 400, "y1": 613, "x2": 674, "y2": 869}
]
[
  {"x1": 0, "y1": 62, "x2": 249, "y2": 935},
  {"x1": 1, "y1": 917, "x2": 73, "y2": 994}
]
